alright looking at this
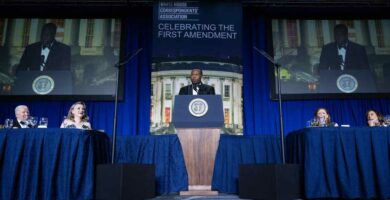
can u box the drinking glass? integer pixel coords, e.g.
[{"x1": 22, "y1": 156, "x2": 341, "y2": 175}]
[
  {"x1": 384, "y1": 115, "x2": 390, "y2": 126},
  {"x1": 38, "y1": 117, "x2": 48, "y2": 128},
  {"x1": 4, "y1": 118, "x2": 13, "y2": 129},
  {"x1": 61, "y1": 116, "x2": 68, "y2": 127},
  {"x1": 306, "y1": 120, "x2": 312, "y2": 127},
  {"x1": 306, "y1": 119, "x2": 316, "y2": 127},
  {"x1": 27, "y1": 116, "x2": 38, "y2": 128}
]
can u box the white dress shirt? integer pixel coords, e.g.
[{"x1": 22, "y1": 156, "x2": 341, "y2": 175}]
[
  {"x1": 337, "y1": 44, "x2": 347, "y2": 70},
  {"x1": 18, "y1": 120, "x2": 29, "y2": 128}
]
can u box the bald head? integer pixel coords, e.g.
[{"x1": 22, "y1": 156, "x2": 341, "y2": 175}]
[{"x1": 15, "y1": 105, "x2": 29, "y2": 121}]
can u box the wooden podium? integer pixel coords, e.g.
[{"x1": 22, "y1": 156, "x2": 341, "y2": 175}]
[
  {"x1": 177, "y1": 128, "x2": 220, "y2": 195},
  {"x1": 173, "y1": 95, "x2": 224, "y2": 196}
]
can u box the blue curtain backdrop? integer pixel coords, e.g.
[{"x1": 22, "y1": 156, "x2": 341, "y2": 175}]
[{"x1": 0, "y1": 10, "x2": 389, "y2": 136}]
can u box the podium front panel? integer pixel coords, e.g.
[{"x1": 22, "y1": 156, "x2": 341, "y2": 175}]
[{"x1": 172, "y1": 95, "x2": 224, "y2": 128}]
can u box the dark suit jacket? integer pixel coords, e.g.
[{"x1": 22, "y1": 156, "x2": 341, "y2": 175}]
[
  {"x1": 12, "y1": 120, "x2": 33, "y2": 128},
  {"x1": 179, "y1": 84, "x2": 215, "y2": 95},
  {"x1": 18, "y1": 40, "x2": 71, "y2": 71},
  {"x1": 319, "y1": 41, "x2": 369, "y2": 70},
  {"x1": 12, "y1": 120, "x2": 22, "y2": 128}
]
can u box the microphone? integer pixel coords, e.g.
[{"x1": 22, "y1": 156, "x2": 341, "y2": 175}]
[
  {"x1": 253, "y1": 46, "x2": 275, "y2": 63},
  {"x1": 253, "y1": 46, "x2": 282, "y2": 68},
  {"x1": 192, "y1": 83, "x2": 200, "y2": 93},
  {"x1": 194, "y1": 86, "x2": 199, "y2": 94},
  {"x1": 338, "y1": 55, "x2": 345, "y2": 70},
  {"x1": 40, "y1": 55, "x2": 46, "y2": 71},
  {"x1": 115, "y1": 48, "x2": 143, "y2": 67}
]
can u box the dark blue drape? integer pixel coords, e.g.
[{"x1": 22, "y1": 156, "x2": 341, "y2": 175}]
[
  {"x1": 243, "y1": 12, "x2": 390, "y2": 136},
  {"x1": 0, "y1": 129, "x2": 110, "y2": 200},
  {"x1": 287, "y1": 127, "x2": 390, "y2": 199}
]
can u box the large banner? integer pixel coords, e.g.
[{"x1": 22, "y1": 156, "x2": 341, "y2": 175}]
[{"x1": 151, "y1": 1, "x2": 243, "y2": 135}]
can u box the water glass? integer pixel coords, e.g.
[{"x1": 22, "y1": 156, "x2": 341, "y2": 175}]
[
  {"x1": 4, "y1": 118, "x2": 13, "y2": 128},
  {"x1": 384, "y1": 115, "x2": 390, "y2": 126},
  {"x1": 27, "y1": 116, "x2": 38, "y2": 128},
  {"x1": 38, "y1": 117, "x2": 48, "y2": 128},
  {"x1": 306, "y1": 120, "x2": 312, "y2": 127},
  {"x1": 61, "y1": 116, "x2": 68, "y2": 127}
]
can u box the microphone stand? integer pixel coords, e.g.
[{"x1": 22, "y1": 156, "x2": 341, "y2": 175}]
[
  {"x1": 253, "y1": 46, "x2": 286, "y2": 164},
  {"x1": 111, "y1": 48, "x2": 143, "y2": 164}
]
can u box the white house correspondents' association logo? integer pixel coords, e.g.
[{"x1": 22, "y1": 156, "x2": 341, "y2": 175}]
[
  {"x1": 32, "y1": 75, "x2": 55, "y2": 95},
  {"x1": 188, "y1": 98, "x2": 208, "y2": 117},
  {"x1": 336, "y1": 74, "x2": 358, "y2": 93}
]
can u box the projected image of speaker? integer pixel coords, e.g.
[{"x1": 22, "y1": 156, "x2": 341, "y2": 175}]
[
  {"x1": 239, "y1": 164, "x2": 302, "y2": 200},
  {"x1": 95, "y1": 164, "x2": 156, "y2": 200}
]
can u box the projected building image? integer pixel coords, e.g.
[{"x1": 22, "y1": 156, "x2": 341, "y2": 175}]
[{"x1": 150, "y1": 60, "x2": 243, "y2": 135}]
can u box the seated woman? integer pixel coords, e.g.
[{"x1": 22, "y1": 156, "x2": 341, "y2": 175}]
[
  {"x1": 310, "y1": 108, "x2": 338, "y2": 127},
  {"x1": 61, "y1": 101, "x2": 92, "y2": 130},
  {"x1": 366, "y1": 109, "x2": 386, "y2": 127}
]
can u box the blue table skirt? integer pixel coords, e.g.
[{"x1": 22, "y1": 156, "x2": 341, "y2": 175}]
[
  {"x1": 115, "y1": 135, "x2": 188, "y2": 194},
  {"x1": 0, "y1": 128, "x2": 110, "y2": 200},
  {"x1": 286, "y1": 127, "x2": 390, "y2": 199},
  {"x1": 212, "y1": 134, "x2": 282, "y2": 194},
  {"x1": 0, "y1": 131, "x2": 285, "y2": 198}
]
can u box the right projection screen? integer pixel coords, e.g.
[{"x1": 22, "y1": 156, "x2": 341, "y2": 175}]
[{"x1": 270, "y1": 19, "x2": 390, "y2": 99}]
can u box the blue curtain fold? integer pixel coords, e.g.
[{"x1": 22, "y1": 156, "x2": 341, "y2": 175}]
[
  {"x1": 116, "y1": 15, "x2": 152, "y2": 136},
  {"x1": 115, "y1": 135, "x2": 188, "y2": 194},
  {"x1": 242, "y1": 12, "x2": 390, "y2": 136},
  {"x1": 0, "y1": 129, "x2": 110, "y2": 200}
]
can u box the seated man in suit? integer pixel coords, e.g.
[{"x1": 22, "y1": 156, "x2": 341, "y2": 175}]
[
  {"x1": 18, "y1": 23, "x2": 71, "y2": 71},
  {"x1": 13, "y1": 105, "x2": 31, "y2": 128},
  {"x1": 179, "y1": 68, "x2": 215, "y2": 95},
  {"x1": 319, "y1": 24, "x2": 369, "y2": 71}
]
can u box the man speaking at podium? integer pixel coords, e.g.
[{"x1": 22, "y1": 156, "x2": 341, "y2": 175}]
[
  {"x1": 18, "y1": 23, "x2": 71, "y2": 71},
  {"x1": 319, "y1": 24, "x2": 369, "y2": 71},
  {"x1": 179, "y1": 68, "x2": 215, "y2": 95}
]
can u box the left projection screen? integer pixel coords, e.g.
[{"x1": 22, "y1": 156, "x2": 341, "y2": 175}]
[{"x1": 0, "y1": 18, "x2": 122, "y2": 100}]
